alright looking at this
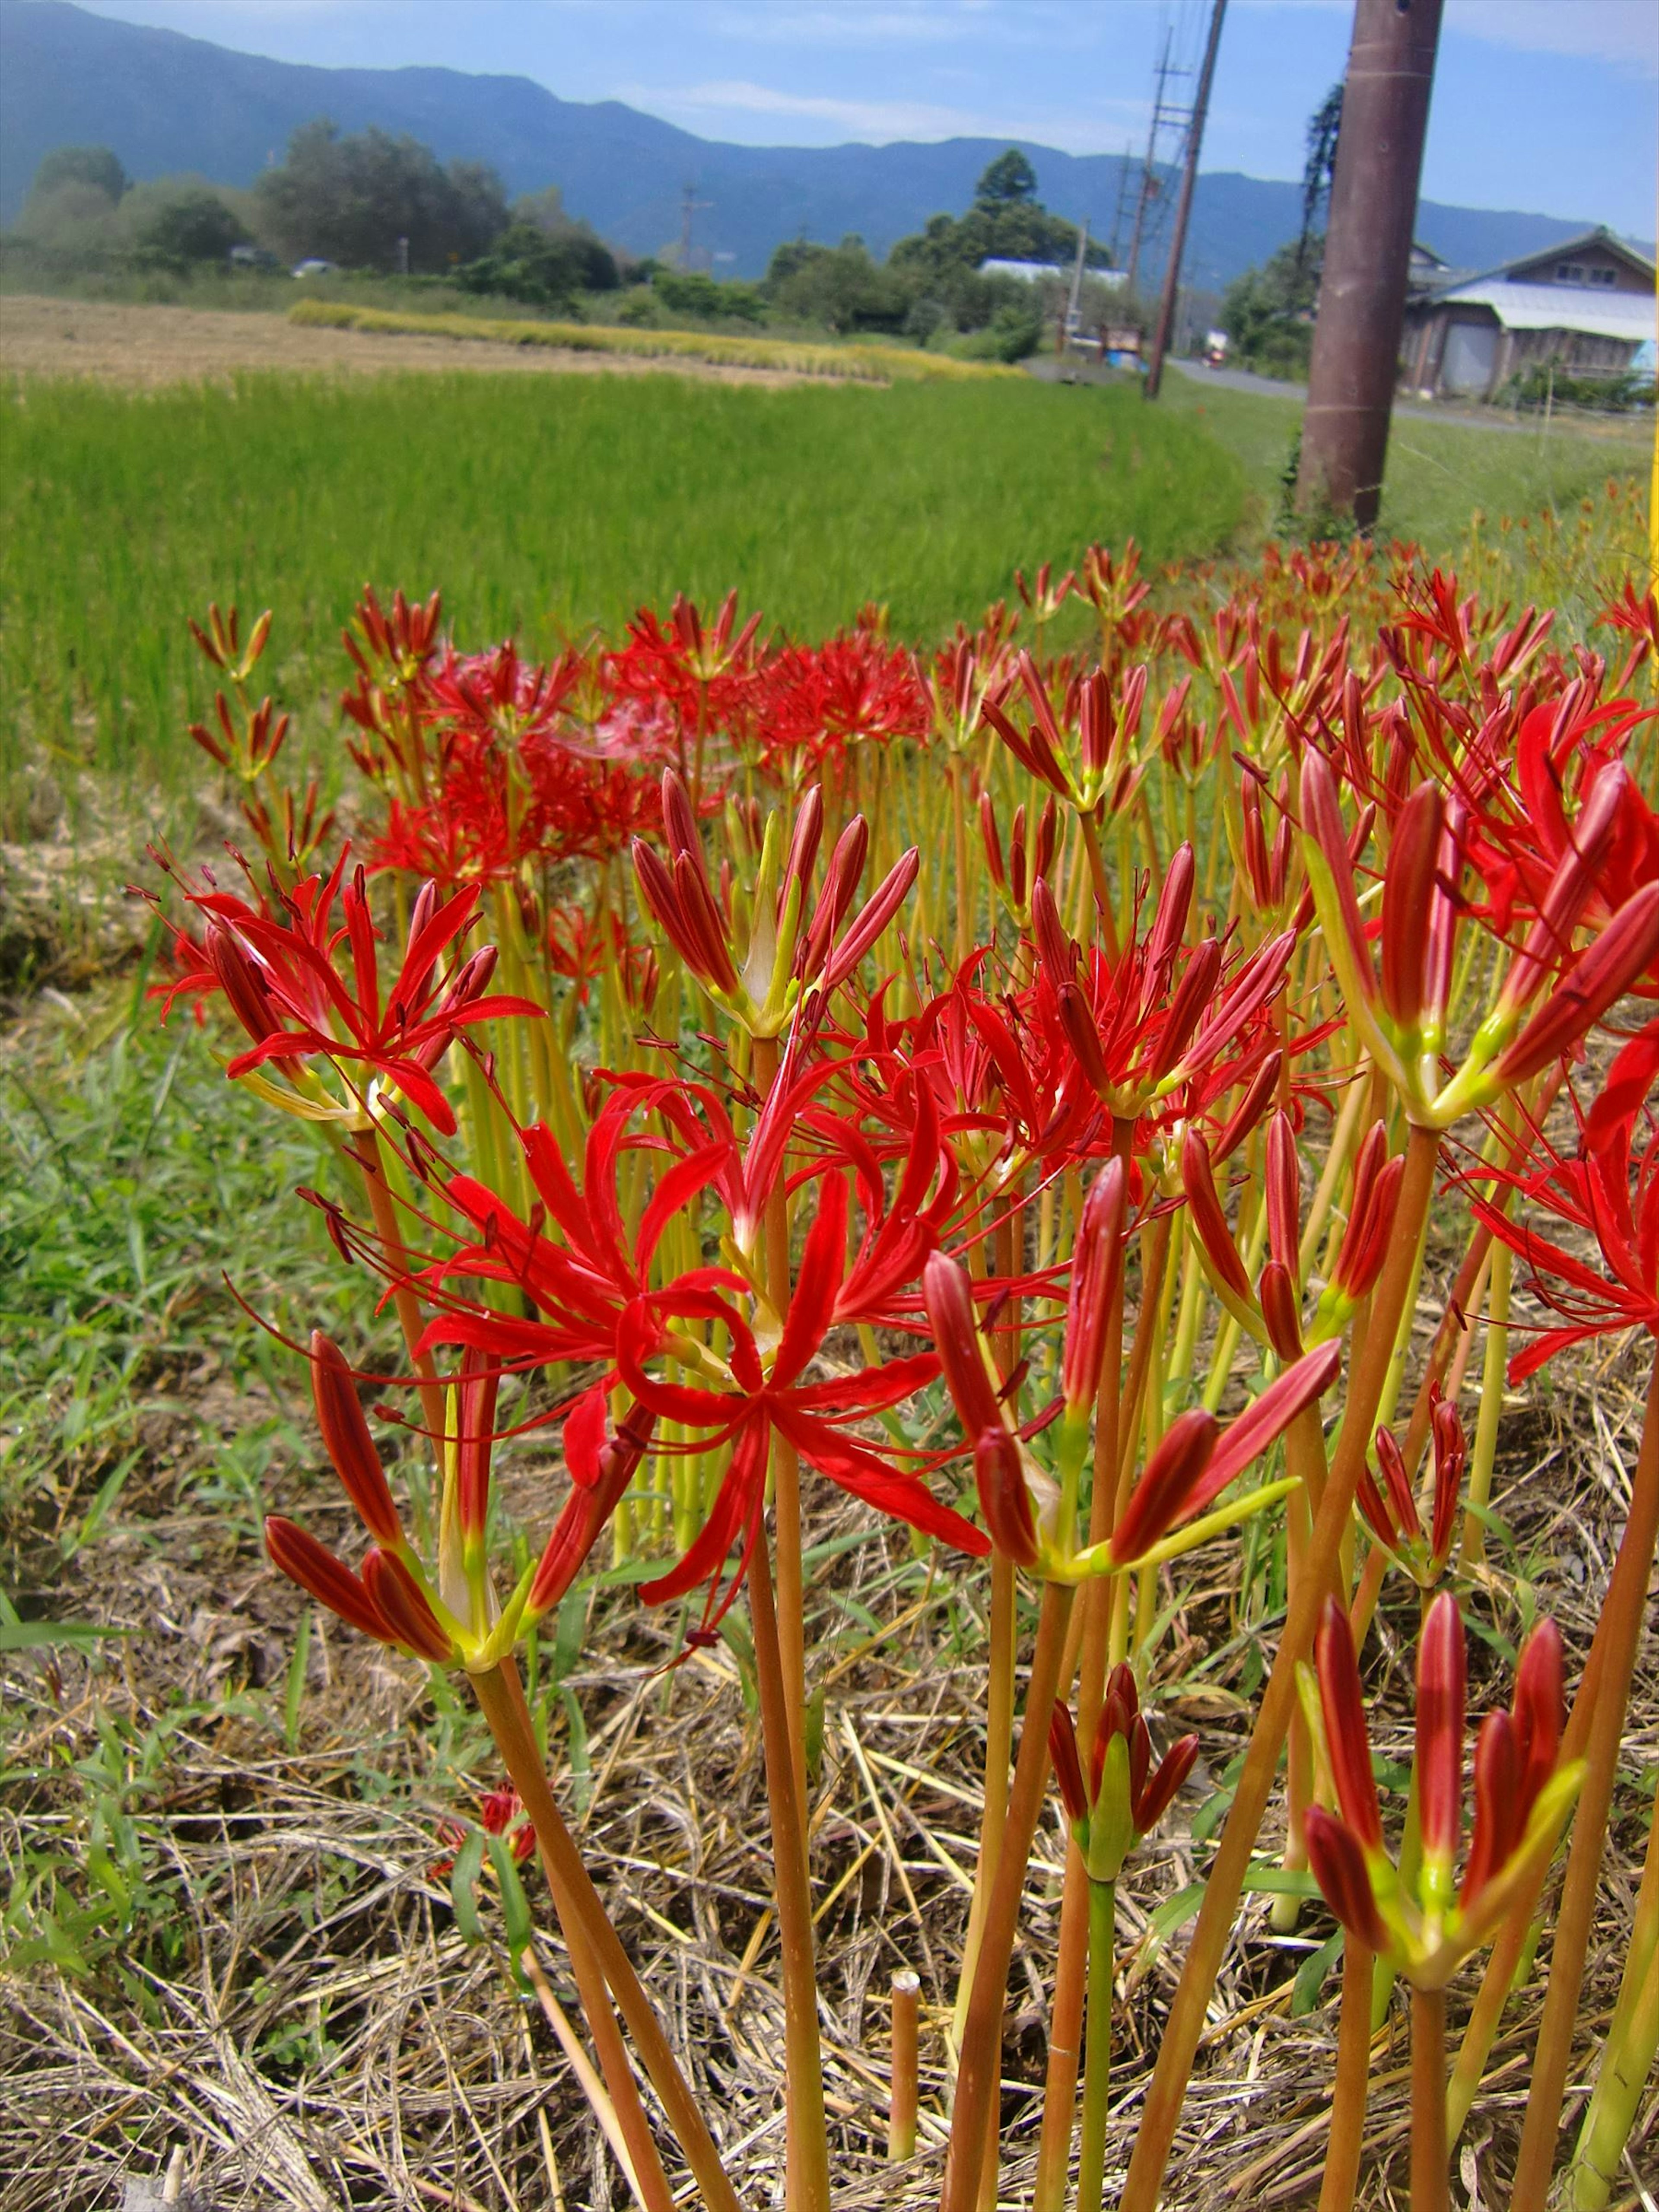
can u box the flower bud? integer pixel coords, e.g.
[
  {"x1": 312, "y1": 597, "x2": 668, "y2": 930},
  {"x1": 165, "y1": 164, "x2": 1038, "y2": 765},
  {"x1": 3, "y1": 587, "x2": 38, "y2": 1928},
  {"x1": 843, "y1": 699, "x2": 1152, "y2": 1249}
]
[
  {"x1": 1416, "y1": 1592, "x2": 1467, "y2": 1876},
  {"x1": 1305, "y1": 1806, "x2": 1391, "y2": 1953},
  {"x1": 974, "y1": 1427, "x2": 1039, "y2": 1567},
  {"x1": 310, "y1": 1332, "x2": 402, "y2": 1547},
  {"x1": 265, "y1": 1515, "x2": 399, "y2": 1645},
  {"x1": 1315, "y1": 1595, "x2": 1384, "y2": 1849},
  {"x1": 362, "y1": 1548, "x2": 453, "y2": 1663}
]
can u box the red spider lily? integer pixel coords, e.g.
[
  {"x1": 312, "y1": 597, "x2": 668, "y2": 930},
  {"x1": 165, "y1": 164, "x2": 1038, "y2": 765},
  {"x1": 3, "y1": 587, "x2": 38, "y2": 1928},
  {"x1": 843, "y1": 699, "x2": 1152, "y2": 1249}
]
[
  {"x1": 980, "y1": 792, "x2": 1059, "y2": 927},
  {"x1": 1465, "y1": 695, "x2": 1659, "y2": 940},
  {"x1": 1355, "y1": 1397, "x2": 1465, "y2": 1583},
  {"x1": 622, "y1": 1172, "x2": 988, "y2": 1636},
  {"x1": 172, "y1": 857, "x2": 540, "y2": 1133},
  {"x1": 431, "y1": 1784, "x2": 537, "y2": 1878},
  {"x1": 981, "y1": 653, "x2": 1147, "y2": 822},
  {"x1": 1031, "y1": 855, "x2": 1296, "y2": 1126},
  {"x1": 1050, "y1": 1664, "x2": 1199, "y2": 1881},
  {"x1": 750, "y1": 630, "x2": 929, "y2": 778},
  {"x1": 1466, "y1": 1026, "x2": 1659, "y2": 1376},
  {"x1": 925, "y1": 1246, "x2": 1338, "y2": 1576},
  {"x1": 607, "y1": 589, "x2": 764, "y2": 752},
  {"x1": 1305, "y1": 1597, "x2": 1578, "y2": 1981},
  {"x1": 1180, "y1": 1115, "x2": 1402, "y2": 1353},
  {"x1": 1300, "y1": 749, "x2": 1659, "y2": 1124},
  {"x1": 416, "y1": 1081, "x2": 748, "y2": 1371}
]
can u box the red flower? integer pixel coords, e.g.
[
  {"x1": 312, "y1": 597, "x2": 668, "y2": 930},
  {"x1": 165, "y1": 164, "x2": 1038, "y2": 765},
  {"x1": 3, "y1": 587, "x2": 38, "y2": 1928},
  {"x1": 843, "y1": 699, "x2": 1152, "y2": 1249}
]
[{"x1": 625, "y1": 1172, "x2": 988, "y2": 1634}]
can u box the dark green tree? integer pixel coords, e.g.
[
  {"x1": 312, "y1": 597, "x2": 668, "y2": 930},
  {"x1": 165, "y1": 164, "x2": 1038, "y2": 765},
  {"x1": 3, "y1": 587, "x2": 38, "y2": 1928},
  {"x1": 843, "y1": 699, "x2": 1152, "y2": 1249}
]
[
  {"x1": 1221, "y1": 238, "x2": 1322, "y2": 378},
  {"x1": 253, "y1": 121, "x2": 507, "y2": 271},
  {"x1": 133, "y1": 184, "x2": 245, "y2": 262},
  {"x1": 30, "y1": 145, "x2": 128, "y2": 203},
  {"x1": 975, "y1": 149, "x2": 1038, "y2": 208},
  {"x1": 458, "y1": 219, "x2": 619, "y2": 305},
  {"x1": 1298, "y1": 83, "x2": 1343, "y2": 267}
]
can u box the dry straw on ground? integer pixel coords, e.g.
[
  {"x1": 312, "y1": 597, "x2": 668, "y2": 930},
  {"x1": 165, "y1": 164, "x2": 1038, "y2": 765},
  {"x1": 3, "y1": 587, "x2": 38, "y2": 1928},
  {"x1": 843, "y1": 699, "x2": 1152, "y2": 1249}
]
[{"x1": 2, "y1": 1139, "x2": 1653, "y2": 2210}]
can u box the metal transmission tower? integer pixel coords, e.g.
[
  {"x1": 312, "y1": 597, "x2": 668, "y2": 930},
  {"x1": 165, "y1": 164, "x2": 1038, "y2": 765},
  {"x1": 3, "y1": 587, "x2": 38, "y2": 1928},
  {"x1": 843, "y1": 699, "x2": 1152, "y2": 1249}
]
[
  {"x1": 1297, "y1": 0, "x2": 1445, "y2": 528},
  {"x1": 1145, "y1": 0, "x2": 1227, "y2": 399},
  {"x1": 679, "y1": 183, "x2": 713, "y2": 272},
  {"x1": 1124, "y1": 28, "x2": 1187, "y2": 297}
]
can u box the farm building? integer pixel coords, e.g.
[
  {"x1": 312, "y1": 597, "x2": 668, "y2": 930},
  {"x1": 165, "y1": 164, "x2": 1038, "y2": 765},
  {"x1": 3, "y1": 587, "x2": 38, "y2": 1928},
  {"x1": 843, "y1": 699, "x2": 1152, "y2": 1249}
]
[{"x1": 1401, "y1": 227, "x2": 1654, "y2": 400}]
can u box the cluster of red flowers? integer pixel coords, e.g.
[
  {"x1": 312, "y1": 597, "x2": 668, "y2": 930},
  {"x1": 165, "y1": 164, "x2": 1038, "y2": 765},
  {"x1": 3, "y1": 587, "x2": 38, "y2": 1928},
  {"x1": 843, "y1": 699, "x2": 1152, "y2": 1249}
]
[{"x1": 155, "y1": 535, "x2": 1659, "y2": 2210}]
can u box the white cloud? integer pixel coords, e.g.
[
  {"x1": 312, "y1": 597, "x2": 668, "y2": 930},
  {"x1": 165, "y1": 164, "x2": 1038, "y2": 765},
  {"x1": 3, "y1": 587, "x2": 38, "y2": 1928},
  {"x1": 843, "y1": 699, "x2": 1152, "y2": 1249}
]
[
  {"x1": 1449, "y1": 0, "x2": 1658, "y2": 71},
  {"x1": 618, "y1": 76, "x2": 1144, "y2": 146}
]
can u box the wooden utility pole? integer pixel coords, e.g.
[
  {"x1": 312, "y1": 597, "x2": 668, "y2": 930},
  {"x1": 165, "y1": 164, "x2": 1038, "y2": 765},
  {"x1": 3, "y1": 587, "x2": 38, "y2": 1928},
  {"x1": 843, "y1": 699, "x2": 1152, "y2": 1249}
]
[
  {"x1": 1297, "y1": 0, "x2": 1445, "y2": 528},
  {"x1": 1144, "y1": 0, "x2": 1227, "y2": 400}
]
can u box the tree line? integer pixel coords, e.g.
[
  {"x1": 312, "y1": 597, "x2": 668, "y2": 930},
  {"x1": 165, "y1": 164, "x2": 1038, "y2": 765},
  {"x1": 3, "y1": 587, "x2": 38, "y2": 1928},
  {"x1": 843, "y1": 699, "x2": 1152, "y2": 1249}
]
[{"x1": 9, "y1": 129, "x2": 1127, "y2": 359}]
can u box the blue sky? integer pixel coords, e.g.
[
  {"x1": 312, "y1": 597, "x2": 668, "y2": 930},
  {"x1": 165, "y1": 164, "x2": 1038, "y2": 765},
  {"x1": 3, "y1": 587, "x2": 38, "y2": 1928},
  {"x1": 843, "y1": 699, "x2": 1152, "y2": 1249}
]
[{"x1": 76, "y1": 0, "x2": 1659, "y2": 238}]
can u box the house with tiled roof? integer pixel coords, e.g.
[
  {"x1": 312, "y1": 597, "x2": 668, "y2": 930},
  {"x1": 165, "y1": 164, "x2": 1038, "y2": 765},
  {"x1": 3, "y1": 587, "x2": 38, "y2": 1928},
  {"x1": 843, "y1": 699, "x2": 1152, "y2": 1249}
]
[{"x1": 1401, "y1": 226, "x2": 1654, "y2": 400}]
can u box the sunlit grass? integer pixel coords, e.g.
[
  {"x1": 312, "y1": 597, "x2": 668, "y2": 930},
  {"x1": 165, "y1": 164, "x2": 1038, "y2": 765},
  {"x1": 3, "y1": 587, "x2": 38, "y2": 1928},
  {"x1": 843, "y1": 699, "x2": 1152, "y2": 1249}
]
[{"x1": 1, "y1": 368, "x2": 1246, "y2": 802}]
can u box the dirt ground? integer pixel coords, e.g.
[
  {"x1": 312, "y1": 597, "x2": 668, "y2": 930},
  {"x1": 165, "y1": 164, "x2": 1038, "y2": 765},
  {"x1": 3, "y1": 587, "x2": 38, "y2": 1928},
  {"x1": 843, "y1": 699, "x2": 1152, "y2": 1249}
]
[{"x1": 0, "y1": 292, "x2": 810, "y2": 390}]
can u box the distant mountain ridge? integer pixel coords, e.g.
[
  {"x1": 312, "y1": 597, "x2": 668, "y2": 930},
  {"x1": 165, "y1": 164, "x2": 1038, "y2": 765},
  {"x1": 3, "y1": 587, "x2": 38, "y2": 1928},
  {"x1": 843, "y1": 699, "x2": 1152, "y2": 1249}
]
[{"x1": 0, "y1": 0, "x2": 1614, "y2": 288}]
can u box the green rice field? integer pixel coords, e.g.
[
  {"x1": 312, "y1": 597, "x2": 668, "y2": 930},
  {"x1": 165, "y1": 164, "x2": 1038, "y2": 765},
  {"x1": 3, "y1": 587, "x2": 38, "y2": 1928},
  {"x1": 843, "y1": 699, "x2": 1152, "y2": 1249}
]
[{"x1": 0, "y1": 369, "x2": 1245, "y2": 799}]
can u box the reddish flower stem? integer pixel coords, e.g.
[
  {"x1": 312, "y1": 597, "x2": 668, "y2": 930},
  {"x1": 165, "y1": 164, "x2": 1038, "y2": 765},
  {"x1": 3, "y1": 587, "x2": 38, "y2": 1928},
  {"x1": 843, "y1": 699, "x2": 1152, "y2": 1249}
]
[
  {"x1": 941, "y1": 1578, "x2": 1077, "y2": 2212},
  {"x1": 1118, "y1": 1122, "x2": 1443, "y2": 2212},
  {"x1": 469, "y1": 1659, "x2": 742, "y2": 2212},
  {"x1": 1506, "y1": 1351, "x2": 1659, "y2": 2210},
  {"x1": 1411, "y1": 1984, "x2": 1451, "y2": 2212},
  {"x1": 1317, "y1": 1935, "x2": 1373, "y2": 2212}
]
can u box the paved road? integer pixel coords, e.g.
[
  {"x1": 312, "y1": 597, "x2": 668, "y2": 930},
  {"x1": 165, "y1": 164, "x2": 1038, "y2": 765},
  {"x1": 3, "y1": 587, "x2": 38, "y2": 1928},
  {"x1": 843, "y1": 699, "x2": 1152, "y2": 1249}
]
[{"x1": 1030, "y1": 352, "x2": 1637, "y2": 438}]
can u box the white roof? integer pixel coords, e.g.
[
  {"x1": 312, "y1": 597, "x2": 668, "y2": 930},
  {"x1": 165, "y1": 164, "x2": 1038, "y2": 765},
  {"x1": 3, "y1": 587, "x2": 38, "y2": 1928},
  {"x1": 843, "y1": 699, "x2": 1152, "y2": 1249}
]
[
  {"x1": 979, "y1": 258, "x2": 1066, "y2": 281},
  {"x1": 1435, "y1": 279, "x2": 1654, "y2": 341}
]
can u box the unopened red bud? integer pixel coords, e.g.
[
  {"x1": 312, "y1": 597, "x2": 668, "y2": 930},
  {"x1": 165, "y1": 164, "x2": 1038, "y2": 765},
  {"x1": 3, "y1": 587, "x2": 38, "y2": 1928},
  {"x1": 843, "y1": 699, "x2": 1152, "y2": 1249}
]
[
  {"x1": 1354, "y1": 1459, "x2": 1398, "y2": 1550},
  {"x1": 973, "y1": 1427, "x2": 1039, "y2": 1567},
  {"x1": 265, "y1": 1515, "x2": 400, "y2": 1645},
  {"x1": 1428, "y1": 1398, "x2": 1465, "y2": 1564},
  {"x1": 661, "y1": 768, "x2": 702, "y2": 862},
  {"x1": 1062, "y1": 1158, "x2": 1128, "y2": 1417},
  {"x1": 1416, "y1": 1592, "x2": 1467, "y2": 1865},
  {"x1": 822, "y1": 848, "x2": 919, "y2": 992},
  {"x1": 1030, "y1": 877, "x2": 1076, "y2": 984},
  {"x1": 1264, "y1": 1112, "x2": 1300, "y2": 1274},
  {"x1": 1110, "y1": 1408, "x2": 1218, "y2": 1564},
  {"x1": 362, "y1": 1548, "x2": 453, "y2": 1663},
  {"x1": 979, "y1": 793, "x2": 1005, "y2": 889},
  {"x1": 1373, "y1": 1427, "x2": 1422, "y2": 1545},
  {"x1": 1316, "y1": 1594, "x2": 1384, "y2": 1850},
  {"x1": 1211, "y1": 1052, "x2": 1281, "y2": 1163},
  {"x1": 1134, "y1": 1731, "x2": 1198, "y2": 1836},
  {"x1": 1461, "y1": 1709, "x2": 1521, "y2": 1906},
  {"x1": 1259, "y1": 1259, "x2": 1304, "y2": 1358},
  {"x1": 922, "y1": 1255, "x2": 1004, "y2": 1438},
  {"x1": 1498, "y1": 881, "x2": 1659, "y2": 1085},
  {"x1": 1300, "y1": 751, "x2": 1376, "y2": 1007},
  {"x1": 1049, "y1": 1702, "x2": 1088, "y2": 1824},
  {"x1": 1180, "y1": 1126, "x2": 1253, "y2": 1303},
  {"x1": 1145, "y1": 844, "x2": 1196, "y2": 982},
  {"x1": 1058, "y1": 981, "x2": 1115, "y2": 1100},
  {"x1": 1380, "y1": 782, "x2": 1448, "y2": 1029},
  {"x1": 1157, "y1": 938, "x2": 1222, "y2": 1077},
  {"x1": 310, "y1": 1332, "x2": 401, "y2": 1546},
  {"x1": 1333, "y1": 1126, "x2": 1402, "y2": 1299},
  {"x1": 1511, "y1": 1617, "x2": 1564, "y2": 1814},
  {"x1": 1305, "y1": 1806, "x2": 1391, "y2": 1953}
]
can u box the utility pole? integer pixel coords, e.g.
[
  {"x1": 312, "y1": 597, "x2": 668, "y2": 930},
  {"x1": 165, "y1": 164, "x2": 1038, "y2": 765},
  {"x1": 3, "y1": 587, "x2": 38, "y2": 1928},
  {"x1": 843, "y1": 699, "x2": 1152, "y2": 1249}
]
[
  {"x1": 1297, "y1": 0, "x2": 1445, "y2": 528},
  {"x1": 1065, "y1": 216, "x2": 1090, "y2": 344},
  {"x1": 1144, "y1": 0, "x2": 1227, "y2": 400}
]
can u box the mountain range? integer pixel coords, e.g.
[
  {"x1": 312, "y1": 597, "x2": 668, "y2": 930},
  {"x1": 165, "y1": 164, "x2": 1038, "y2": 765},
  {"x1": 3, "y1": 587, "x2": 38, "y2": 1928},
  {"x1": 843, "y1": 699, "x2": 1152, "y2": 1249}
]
[{"x1": 0, "y1": 0, "x2": 1615, "y2": 289}]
